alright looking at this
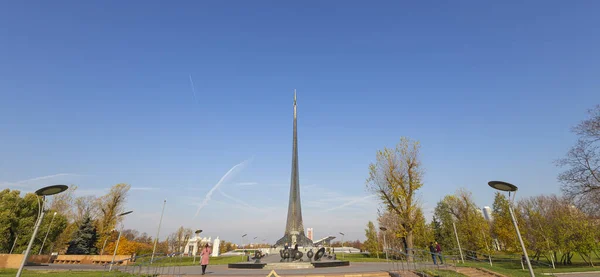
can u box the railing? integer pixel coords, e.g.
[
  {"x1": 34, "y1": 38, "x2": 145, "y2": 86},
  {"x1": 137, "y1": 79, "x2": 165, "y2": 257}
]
[
  {"x1": 384, "y1": 248, "x2": 460, "y2": 276},
  {"x1": 102, "y1": 252, "x2": 186, "y2": 277},
  {"x1": 445, "y1": 248, "x2": 556, "y2": 276}
]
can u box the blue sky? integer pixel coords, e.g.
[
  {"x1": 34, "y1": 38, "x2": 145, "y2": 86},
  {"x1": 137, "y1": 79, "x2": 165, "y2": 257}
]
[{"x1": 1, "y1": 1, "x2": 600, "y2": 244}]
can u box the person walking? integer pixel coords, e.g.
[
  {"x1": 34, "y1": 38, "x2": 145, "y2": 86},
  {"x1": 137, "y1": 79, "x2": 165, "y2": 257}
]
[
  {"x1": 435, "y1": 241, "x2": 444, "y2": 264},
  {"x1": 200, "y1": 243, "x2": 212, "y2": 275},
  {"x1": 429, "y1": 242, "x2": 437, "y2": 265}
]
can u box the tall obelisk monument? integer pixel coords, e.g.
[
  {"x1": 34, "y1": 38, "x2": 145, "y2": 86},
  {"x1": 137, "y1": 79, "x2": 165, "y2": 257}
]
[{"x1": 276, "y1": 90, "x2": 313, "y2": 247}]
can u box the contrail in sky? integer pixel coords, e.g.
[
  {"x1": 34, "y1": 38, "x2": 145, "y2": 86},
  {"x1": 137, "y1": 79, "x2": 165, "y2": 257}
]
[
  {"x1": 326, "y1": 194, "x2": 376, "y2": 211},
  {"x1": 194, "y1": 159, "x2": 251, "y2": 217},
  {"x1": 189, "y1": 74, "x2": 198, "y2": 103}
]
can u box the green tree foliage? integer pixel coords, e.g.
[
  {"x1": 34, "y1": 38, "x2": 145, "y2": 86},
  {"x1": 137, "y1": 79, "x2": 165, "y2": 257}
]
[
  {"x1": 0, "y1": 189, "x2": 67, "y2": 254},
  {"x1": 490, "y1": 192, "x2": 526, "y2": 253},
  {"x1": 517, "y1": 195, "x2": 598, "y2": 266},
  {"x1": 412, "y1": 208, "x2": 434, "y2": 250},
  {"x1": 67, "y1": 213, "x2": 98, "y2": 254},
  {"x1": 367, "y1": 137, "x2": 424, "y2": 259},
  {"x1": 37, "y1": 212, "x2": 68, "y2": 254},
  {"x1": 363, "y1": 221, "x2": 379, "y2": 256},
  {"x1": 377, "y1": 207, "x2": 432, "y2": 252},
  {"x1": 434, "y1": 189, "x2": 489, "y2": 254}
]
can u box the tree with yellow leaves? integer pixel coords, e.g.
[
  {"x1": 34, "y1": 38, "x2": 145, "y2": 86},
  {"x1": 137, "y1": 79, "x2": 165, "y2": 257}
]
[{"x1": 367, "y1": 137, "x2": 424, "y2": 259}]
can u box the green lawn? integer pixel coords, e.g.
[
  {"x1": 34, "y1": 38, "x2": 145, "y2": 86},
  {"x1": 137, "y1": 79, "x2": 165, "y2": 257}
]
[
  {"x1": 337, "y1": 253, "x2": 389, "y2": 262},
  {"x1": 458, "y1": 260, "x2": 600, "y2": 277},
  {"x1": 132, "y1": 255, "x2": 247, "y2": 266},
  {"x1": 0, "y1": 269, "x2": 134, "y2": 277}
]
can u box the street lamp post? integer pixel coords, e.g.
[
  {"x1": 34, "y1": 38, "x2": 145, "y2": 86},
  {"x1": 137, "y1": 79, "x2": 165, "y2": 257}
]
[
  {"x1": 16, "y1": 185, "x2": 69, "y2": 277},
  {"x1": 109, "y1": 210, "x2": 133, "y2": 272},
  {"x1": 193, "y1": 229, "x2": 202, "y2": 264},
  {"x1": 39, "y1": 212, "x2": 57, "y2": 255},
  {"x1": 241, "y1": 234, "x2": 247, "y2": 262},
  {"x1": 452, "y1": 220, "x2": 465, "y2": 263},
  {"x1": 339, "y1": 232, "x2": 345, "y2": 259},
  {"x1": 488, "y1": 181, "x2": 535, "y2": 277},
  {"x1": 10, "y1": 234, "x2": 19, "y2": 254},
  {"x1": 379, "y1": 227, "x2": 389, "y2": 261},
  {"x1": 151, "y1": 199, "x2": 166, "y2": 264},
  {"x1": 100, "y1": 229, "x2": 116, "y2": 256}
]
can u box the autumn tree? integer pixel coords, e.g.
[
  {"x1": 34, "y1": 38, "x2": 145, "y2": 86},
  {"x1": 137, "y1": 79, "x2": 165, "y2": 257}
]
[
  {"x1": 49, "y1": 185, "x2": 77, "y2": 219},
  {"x1": 167, "y1": 226, "x2": 193, "y2": 254},
  {"x1": 219, "y1": 241, "x2": 234, "y2": 254},
  {"x1": 517, "y1": 195, "x2": 598, "y2": 266},
  {"x1": 434, "y1": 189, "x2": 489, "y2": 256},
  {"x1": 74, "y1": 195, "x2": 97, "y2": 223},
  {"x1": 367, "y1": 137, "x2": 424, "y2": 258},
  {"x1": 557, "y1": 105, "x2": 600, "y2": 217},
  {"x1": 363, "y1": 221, "x2": 379, "y2": 257},
  {"x1": 490, "y1": 192, "x2": 522, "y2": 252},
  {"x1": 95, "y1": 183, "x2": 130, "y2": 250}
]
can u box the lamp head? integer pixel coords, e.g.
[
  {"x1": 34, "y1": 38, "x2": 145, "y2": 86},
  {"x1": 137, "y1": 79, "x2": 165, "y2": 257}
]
[
  {"x1": 35, "y1": 185, "x2": 69, "y2": 196},
  {"x1": 379, "y1": 227, "x2": 387, "y2": 231},
  {"x1": 195, "y1": 229, "x2": 202, "y2": 234},
  {"x1": 118, "y1": 211, "x2": 133, "y2": 217},
  {"x1": 488, "y1": 181, "x2": 518, "y2": 192}
]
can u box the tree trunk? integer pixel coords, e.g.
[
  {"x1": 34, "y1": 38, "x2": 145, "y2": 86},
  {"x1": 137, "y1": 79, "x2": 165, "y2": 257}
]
[{"x1": 406, "y1": 231, "x2": 414, "y2": 262}]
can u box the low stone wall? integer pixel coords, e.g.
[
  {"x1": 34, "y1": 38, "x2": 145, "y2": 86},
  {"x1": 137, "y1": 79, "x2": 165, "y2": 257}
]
[
  {"x1": 0, "y1": 254, "x2": 25, "y2": 269},
  {"x1": 52, "y1": 254, "x2": 131, "y2": 265},
  {"x1": 0, "y1": 254, "x2": 131, "y2": 268},
  {"x1": 0, "y1": 254, "x2": 52, "y2": 268}
]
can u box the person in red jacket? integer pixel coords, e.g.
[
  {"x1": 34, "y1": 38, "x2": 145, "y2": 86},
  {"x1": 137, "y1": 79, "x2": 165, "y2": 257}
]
[{"x1": 200, "y1": 244, "x2": 212, "y2": 275}]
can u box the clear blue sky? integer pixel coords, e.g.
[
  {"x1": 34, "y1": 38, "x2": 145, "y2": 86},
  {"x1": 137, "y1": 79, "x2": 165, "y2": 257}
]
[{"x1": 1, "y1": 1, "x2": 599, "y2": 244}]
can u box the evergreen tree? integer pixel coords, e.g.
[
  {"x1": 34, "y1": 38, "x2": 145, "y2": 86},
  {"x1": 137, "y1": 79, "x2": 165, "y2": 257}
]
[
  {"x1": 67, "y1": 213, "x2": 98, "y2": 254},
  {"x1": 364, "y1": 221, "x2": 379, "y2": 257}
]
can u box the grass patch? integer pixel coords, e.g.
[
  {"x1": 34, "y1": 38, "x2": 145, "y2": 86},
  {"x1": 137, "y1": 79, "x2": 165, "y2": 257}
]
[
  {"x1": 0, "y1": 269, "x2": 134, "y2": 277},
  {"x1": 132, "y1": 255, "x2": 247, "y2": 266},
  {"x1": 337, "y1": 253, "x2": 389, "y2": 262},
  {"x1": 458, "y1": 260, "x2": 600, "y2": 277}
]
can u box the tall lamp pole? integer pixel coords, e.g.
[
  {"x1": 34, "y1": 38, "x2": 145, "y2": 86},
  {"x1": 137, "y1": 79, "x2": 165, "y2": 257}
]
[
  {"x1": 193, "y1": 229, "x2": 203, "y2": 264},
  {"x1": 379, "y1": 227, "x2": 388, "y2": 261},
  {"x1": 241, "y1": 234, "x2": 247, "y2": 261},
  {"x1": 241, "y1": 234, "x2": 247, "y2": 250},
  {"x1": 339, "y1": 232, "x2": 345, "y2": 259},
  {"x1": 10, "y1": 234, "x2": 19, "y2": 254},
  {"x1": 452, "y1": 220, "x2": 465, "y2": 263},
  {"x1": 39, "y1": 212, "x2": 57, "y2": 255},
  {"x1": 109, "y1": 210, "x2": 133, "y2": 272},
  {"x1": 151, "y1": 199, "x2": 166, "y2": 264},
  {"x1": 16, "y1": 185, "x2": 69, "y2": 277},
  {"x1": 488, "y1": 181, "x2": 535, "y2": 277}
]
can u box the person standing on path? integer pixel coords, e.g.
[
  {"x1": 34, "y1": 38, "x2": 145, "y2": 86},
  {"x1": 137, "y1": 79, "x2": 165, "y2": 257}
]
[
  {"x1": 435, "y1": 241, "x2": 444, "y2": 264},
  {"x1": 429, "y1": 242, "x2": 437, "y2": 265},
  {"x1": 200, "y1": 243, "x2": 212, "y2": 275}
]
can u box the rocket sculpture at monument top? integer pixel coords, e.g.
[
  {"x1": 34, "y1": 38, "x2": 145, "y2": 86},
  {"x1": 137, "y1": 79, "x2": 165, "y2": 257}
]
[{"x1": 276, "y1": 90, "x2": 313, "y2": 247}]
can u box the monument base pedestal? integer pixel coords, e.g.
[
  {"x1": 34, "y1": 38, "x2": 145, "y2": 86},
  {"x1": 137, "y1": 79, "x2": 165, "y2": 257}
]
[{"x1": 275, "y1": 233, "x2": 313, "y2": 247}]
